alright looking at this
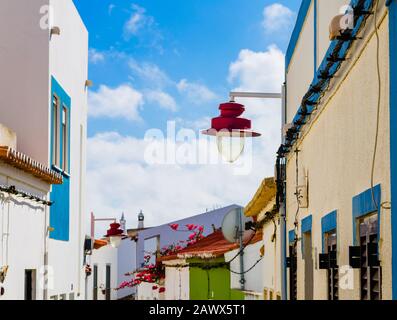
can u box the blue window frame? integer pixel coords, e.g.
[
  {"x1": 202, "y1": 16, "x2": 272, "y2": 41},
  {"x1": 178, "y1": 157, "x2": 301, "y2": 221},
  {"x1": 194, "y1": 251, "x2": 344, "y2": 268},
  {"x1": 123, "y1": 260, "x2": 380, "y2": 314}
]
[
  {"x1": 50, "y1": 76, "x2": 71, "y2": 241},
  {"x1": 301, "y1": 215, "x2": 313, "y2": 256},
  {"x1": 321, "y1": 211, "x2": 337, "y2": 253},
  {"x1": 352, "y1": 184, "x2": 381, "y2": 246}
]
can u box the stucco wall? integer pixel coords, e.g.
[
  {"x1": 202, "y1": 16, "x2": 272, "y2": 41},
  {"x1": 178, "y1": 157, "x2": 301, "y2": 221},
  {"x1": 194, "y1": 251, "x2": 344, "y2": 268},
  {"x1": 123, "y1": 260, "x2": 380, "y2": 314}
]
[
  {"x1": 0, "y1": 0, "x2": 50, "y2": 164},
  {"x1": 225, "y1": 241, "x2": 264, "y2": 296},
  {"x1": 0, "y1": 163, "x2": 51, "y2": 300},
  {"x1": 286, "y1": 1, "x2": 315, "y2": 123},
  {"x1": 87, "y1": 244, "x2": 118, "y2": 300},
  {"x1": 262, "y1": 218, "x2": 281, "y2": 299},
  {"x1": 164, "y1": 260, "x2": 189, "y2": 300},
  {"x1": 285, "y1": 8, "x2": 391, "y2": 300},
  {"x1": 47, "y1": 0, "x2": 88, "y2": 299}
]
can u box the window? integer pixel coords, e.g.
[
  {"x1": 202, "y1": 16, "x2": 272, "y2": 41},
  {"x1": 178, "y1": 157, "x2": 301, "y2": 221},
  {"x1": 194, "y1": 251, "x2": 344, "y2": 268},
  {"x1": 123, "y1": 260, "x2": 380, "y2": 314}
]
[
  {"x1": 62, "y1": 106, "x2": 69, "y2": 172},
  {"x1": 93, "y1": 265, "x2": 98, "y2": 300},
  {"x1": 325, "y1": 232, "x2": 338, "y2": 300},
  {"x1": 52, "y1": 95, "x2": 60, "y2": 167},
  {"x1": 359, "y1": 214, "x2": 381, "y2": 300},
  {"x1": 24, "y1": 270, "x2": 36, "y2": 300},
  {"x1": 105, "y1": 265, "x2": 111, "y2": 300}
]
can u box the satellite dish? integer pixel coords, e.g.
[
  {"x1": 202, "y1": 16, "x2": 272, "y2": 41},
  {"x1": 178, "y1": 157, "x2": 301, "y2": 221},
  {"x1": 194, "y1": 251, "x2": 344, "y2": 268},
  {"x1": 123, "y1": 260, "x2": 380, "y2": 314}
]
[{"x1": 221, "y1": 207, "x2": 255, "y2": 243}]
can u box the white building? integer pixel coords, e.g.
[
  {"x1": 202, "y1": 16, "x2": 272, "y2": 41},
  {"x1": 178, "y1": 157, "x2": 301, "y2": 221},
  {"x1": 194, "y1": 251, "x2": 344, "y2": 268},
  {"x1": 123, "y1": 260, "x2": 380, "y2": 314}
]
[
  {"x1": 87, "y1": 214, "x2": 140, "y2": 300},
  {"x1": 0, "y1": 125, "x2": 63, "y2": 299},
  {"x1": 0, "y1": 0, "x2": 88, "y2": 299}
]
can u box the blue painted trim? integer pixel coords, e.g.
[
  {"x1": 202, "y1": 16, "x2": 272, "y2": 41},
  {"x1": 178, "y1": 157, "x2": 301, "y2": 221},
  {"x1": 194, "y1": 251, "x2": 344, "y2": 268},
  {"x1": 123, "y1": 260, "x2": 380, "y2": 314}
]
[
  {"x1": 286, "y1": 0, "x2": 312, "y2": 70},
  {"x1": 301, "y1": 215, "x2": 312, "y2": 256},
  {"x1": 289, "y1": 229, "x2": 296, "y2": 244},
  {"x1": 50, "y1": 76, "x2": 71, "y2": 242},
  {"x1": 388, "y1": 0, "x2": 397, "y2": 300},
  {"x1": 321, "y1": 211, "x2": 337, "y2": 253},
  {"x1": 314, "y1": 0, "x2": 318, "y2": 74},
  {"x1": 352, "y1": 185, "x2": 381, "y2": 246},
  {"x1": 301, "y1": 215, "x2": 312, "y2": 234}
]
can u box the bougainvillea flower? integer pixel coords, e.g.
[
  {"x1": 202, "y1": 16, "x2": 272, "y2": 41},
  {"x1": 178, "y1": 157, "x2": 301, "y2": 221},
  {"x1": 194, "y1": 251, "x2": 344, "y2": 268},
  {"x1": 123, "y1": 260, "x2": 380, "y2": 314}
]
[
  {"x1": 170, "y1": 224, "x2": 179, "y2": 230},
  {"x1": 152, "y1": 286, "x2": 158, "y2": 290},
  {"x1": 189, "y1": 233, "x2": 196, "y2": 240},
  {"x1": 198, "y1": 226, "x2": 204, "y2": 232},
  {"x1": 159, "y1": 287, "x2": 166, "y2": 293}
]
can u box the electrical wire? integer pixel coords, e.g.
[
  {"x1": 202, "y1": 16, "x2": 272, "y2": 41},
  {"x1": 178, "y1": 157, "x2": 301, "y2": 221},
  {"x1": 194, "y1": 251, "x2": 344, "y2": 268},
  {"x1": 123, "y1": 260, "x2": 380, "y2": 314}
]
[
  {"x1": 226, "y1": 230, "x2": 257, "y2": 264},
  {"x1": 370, "y1": 0, "x2": 391, "y2": 211},
  {"x1": 227, "y1": 256, "x2": 264, "y2": 275},
  {"x1": 293, "y1": 149, "x2": 301, "y2": 247}
]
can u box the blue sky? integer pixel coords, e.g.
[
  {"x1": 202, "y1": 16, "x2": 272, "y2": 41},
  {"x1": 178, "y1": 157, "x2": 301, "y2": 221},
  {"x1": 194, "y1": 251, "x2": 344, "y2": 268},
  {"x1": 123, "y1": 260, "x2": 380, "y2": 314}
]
[{"x1": 73, "y1": 0, "x2": 300, "y2": 233}]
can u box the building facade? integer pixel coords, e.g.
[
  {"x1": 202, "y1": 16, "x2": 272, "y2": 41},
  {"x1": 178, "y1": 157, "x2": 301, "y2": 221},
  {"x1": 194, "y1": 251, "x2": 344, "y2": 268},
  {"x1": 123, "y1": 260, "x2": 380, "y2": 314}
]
[
  {"x1": 0, "y1": 0, "x2": 88, "y2": 299},
  {"x1": 135, "y1": 205, "x2": 240, "y2": 270},
  {"x1": 0, "y1": 125, "x2": 63, "y2": 300},
  {"x1": 282, "y1": 0, "x2": 396, "y2": 300}
]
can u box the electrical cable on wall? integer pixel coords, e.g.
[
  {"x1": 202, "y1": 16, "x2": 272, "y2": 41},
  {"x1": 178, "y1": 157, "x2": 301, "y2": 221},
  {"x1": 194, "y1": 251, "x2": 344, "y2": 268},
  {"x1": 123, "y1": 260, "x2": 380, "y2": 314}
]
[
  {"x1": 370, "y1": 0, "x2": 391, "y2": 211},
  {"x1": 293, "y1": 149, "x2": 301, "y2": 248}
]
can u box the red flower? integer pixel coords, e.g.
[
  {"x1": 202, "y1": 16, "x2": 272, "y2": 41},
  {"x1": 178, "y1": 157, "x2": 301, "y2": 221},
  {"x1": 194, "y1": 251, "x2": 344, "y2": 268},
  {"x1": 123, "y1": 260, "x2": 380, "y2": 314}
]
[
  {"x1": 159, "y1": 287, "x2": 166, "y2": 293},
  {"x1": 152, "y1": 285, "x2": 158, "y2": 290},
  {"x1": 198, "y1": 226, "x2": 204, "y2": 232},
  {"x1": 186, "y1": 224, "x2": 196, "y2": 231},
  {"x1": 189, "y1": 233, "x2": 196, "y2": 240},
  {"x1": 170, "y1": 224, "x2": 179, "y2": 231}
]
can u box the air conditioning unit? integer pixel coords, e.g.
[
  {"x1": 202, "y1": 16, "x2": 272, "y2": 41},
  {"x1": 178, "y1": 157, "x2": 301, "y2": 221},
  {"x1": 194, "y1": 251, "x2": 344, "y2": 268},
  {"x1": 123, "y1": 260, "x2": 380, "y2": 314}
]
[{"x1": 329, "y1": 10, "x2": 354, "y2": 40}]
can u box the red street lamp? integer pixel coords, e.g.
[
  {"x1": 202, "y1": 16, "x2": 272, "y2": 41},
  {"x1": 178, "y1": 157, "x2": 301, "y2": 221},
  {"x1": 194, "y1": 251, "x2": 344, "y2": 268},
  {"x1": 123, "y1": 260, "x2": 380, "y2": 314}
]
[
  {"x1": 202, "y1": 101, "x2": 261, "y2": 162},
  {"x1": 104, "y1": 222, "x2": 124, "y2": 248}
]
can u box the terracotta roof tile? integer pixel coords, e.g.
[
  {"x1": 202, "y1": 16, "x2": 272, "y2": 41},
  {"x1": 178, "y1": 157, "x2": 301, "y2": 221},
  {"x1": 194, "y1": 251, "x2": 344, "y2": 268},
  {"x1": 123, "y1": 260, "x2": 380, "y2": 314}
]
[
  {"x1": 160, "y1": 230, "x2": 262, "y2": 262},
  {"x1": 0, "y1": 146, "x2": 63, "y2": 184}
]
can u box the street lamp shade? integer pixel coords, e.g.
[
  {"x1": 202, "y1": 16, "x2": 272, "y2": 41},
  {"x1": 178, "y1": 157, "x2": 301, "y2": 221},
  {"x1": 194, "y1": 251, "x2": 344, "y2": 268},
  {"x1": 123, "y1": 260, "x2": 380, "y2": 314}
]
[
  {"x1": 104, "y1": 222, "x2": 124, "y2": 248},
  {"x1": 202, "y1": 102, "x2": 261, "y2": 162}
]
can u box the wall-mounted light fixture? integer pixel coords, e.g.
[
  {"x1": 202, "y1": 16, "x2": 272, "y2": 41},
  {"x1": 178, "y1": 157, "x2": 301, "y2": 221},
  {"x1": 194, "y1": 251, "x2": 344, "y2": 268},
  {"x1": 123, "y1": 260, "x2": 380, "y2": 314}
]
[
  {"x1": 85, "y1": 80, "x2": 93, "y2": 88},
  {"x1": 50, "y1": 26, "x2": 61, "y2": 36}
]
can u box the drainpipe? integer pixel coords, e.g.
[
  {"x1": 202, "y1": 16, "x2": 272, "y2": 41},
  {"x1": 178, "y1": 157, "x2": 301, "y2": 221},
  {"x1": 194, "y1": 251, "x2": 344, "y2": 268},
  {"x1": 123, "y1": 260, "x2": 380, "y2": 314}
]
[
  {"x1": 238, "y1": 207, "x2": 245, "y2": 291},
  {"x1": 280, "y1": 83, "x2": 287, "y2": 300}
]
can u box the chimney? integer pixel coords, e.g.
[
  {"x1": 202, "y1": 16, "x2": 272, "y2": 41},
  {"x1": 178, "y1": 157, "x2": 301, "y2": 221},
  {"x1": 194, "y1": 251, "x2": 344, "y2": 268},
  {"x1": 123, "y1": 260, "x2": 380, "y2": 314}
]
[{"x1": 0, "y1": 124, "x2": 17, "y2": 149}]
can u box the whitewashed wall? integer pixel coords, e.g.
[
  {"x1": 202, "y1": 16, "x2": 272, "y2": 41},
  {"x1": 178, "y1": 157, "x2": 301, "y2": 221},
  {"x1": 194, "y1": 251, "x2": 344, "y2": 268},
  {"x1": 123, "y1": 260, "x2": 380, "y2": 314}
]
[
  {"x1": 0, "y1": 0, "x2": 50, "y2": 164},
  {"x1": 285, "y1": 4, "x2": 391, "y2": 299},
  {"x1": 47, "y1": 0, "x2": 88, "y2": 300},
  {"x1": 164, "y1": 260, "x2": 189, "y2": 300},
  {"x1": 87, "y1": 244, "x2": 118, "y2": 300},
  {"x1": 117, "y1": 238, "x2": 137, "y2": 299},
  {"x1": 225, "y1": 241, "x2": 264, "y2": 296},
  {"x1": 0, "y1": 163, "x2": 51, "y2": 300}
]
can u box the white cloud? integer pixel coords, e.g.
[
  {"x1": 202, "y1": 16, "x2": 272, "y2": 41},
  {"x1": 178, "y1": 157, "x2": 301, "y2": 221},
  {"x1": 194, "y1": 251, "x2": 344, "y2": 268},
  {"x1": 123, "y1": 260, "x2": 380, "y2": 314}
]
[
  {"x1": 89, "y1": 49, "x2": 105, "y2": 64},
  {"x1": 88, "y1": 84, "x2": 143, "y2": 121},
  {"x1": 228, "y1": 45, "x2": 284, "y2": 94},
  {"x1": 227, "y1": 45, "x2": 285, "y2": 186},
  {"x1": 145, "y1": 90, "x2": 177, "y2": 112},
  {"x1": 124, "y1": 4, "x2": 150, "y2": 36},
  {"x1": 262, "y1": 3, "x2": 295, "y2": 33},
  {"x1": 177, "y1": 79, "x2": 217, "y2": 105},
  {"x1": 86, "y1": 46, "x2": 286, "y2": 236},
  {"x1": 86, "y1": 131, "x2": 269, "y2": 236},
  {"x1": 128, "y1": 59, "x2": 171, "y2": 88}
]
